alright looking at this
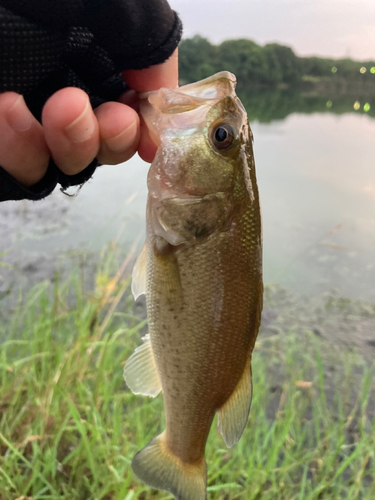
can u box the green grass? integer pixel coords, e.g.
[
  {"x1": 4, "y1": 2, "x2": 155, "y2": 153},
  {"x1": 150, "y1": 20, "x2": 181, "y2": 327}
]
[{"x1": 0, "y1": 249, "x2": 374, "y2": 499}]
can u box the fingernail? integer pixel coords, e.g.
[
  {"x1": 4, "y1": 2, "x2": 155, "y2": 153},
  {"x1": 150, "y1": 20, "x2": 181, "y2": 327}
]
[
  {"x1": 105, "y1": 121, "x2": 138, "y2": 152},
  {"x1": 64, "y1": 98, "x2": 95, "y2": 143},
  {"x1": 7, "y1": 95, "x2": 33, "y2": 132}
]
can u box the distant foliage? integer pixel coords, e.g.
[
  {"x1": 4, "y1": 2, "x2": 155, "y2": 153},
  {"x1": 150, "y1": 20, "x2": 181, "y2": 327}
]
[
  {"x1": 219, "y1": 39, "x2": 268, "y2": 85},
  {"x1": 178, "y1": 36, "x2": 219, "y2": 82},
  {"x1": 179, "y1": 36, "x2": 375, "y2": 87},
  {"x1": 263, "y1": 43, "x2": 302, "y2": 85}
]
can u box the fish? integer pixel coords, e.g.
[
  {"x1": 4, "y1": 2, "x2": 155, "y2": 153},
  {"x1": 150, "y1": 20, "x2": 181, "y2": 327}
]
[{"x1": 124, "y1": 71, "x2": 263, "y2": 500}]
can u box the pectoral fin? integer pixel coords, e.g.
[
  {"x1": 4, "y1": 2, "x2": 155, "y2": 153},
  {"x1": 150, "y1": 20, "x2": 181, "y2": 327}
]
[
  {"x1": 124, "y1": 335, "x2": 162, "y2": 397},
  {"x1": 131, "y1": 243, "x2": 147, "y2": 300},
  {"x1": 217, "y1": 357, "x2": 253, "y2": 448}
]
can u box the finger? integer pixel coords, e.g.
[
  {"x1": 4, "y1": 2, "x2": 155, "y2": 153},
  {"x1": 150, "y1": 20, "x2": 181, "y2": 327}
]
[
  {"x1": 122, "y1": 48, "x2": 178, "y2": 92},
  {"x1": 117, "y1": 90, "x2": 156, "y2": 163},
  {"x1": 118, "y1": 89, "x2": 139, "y2": 110},
  {"x1": 137, "y1": 119, "x2": 158, "y2": 163},
  {"x1": 122, "y1": 49, "x2": 179, "y2": 163},
  {"x1": 0, "y1": 92, "x2": 49, "y2": 186},
  {"x1": 42, "y1": 88, "x2": 100, "y2": 175},
  {"x1": 94, "y1": 101, "x2": 140, "y2": 165}
]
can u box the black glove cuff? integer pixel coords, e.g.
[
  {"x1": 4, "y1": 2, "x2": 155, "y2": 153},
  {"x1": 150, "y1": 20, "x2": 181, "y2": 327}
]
[{"x1": 0, "y1": 158, "x2": 99, "y2": 202}]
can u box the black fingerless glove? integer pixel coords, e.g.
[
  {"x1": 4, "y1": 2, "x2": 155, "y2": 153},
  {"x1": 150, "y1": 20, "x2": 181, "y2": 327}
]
[{"x1": 0, "y1": 0, "x2": 182, "y2": 201}]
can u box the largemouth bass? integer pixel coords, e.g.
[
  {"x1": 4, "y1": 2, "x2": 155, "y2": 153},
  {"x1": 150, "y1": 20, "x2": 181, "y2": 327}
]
[{"x1": 124, "y1": 71, "x2": 263, "y2": 500}]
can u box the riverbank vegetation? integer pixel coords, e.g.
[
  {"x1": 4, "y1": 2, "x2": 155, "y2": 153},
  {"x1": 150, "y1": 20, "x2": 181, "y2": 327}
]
[
  {"x1": 0, "y1": 248, "x2": 374, "y2": 499},
  {"x1": 179, "y1": 36, "x2": 375, "y2": 91}
]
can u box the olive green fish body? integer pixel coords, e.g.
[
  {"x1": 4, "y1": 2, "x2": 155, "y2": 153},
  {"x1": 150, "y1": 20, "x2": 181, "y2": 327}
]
[
  {"x1": 148, "y1": 199, "x2": 261, "y2": 460},
  {"x1": 125, "y1": 72, "x2": 262, "y2": 500}
]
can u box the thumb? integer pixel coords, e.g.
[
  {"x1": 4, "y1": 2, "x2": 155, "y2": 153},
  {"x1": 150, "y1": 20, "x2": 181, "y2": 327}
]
[{"x1": 122, "y1": 48, "x2": 178, "y2": 92}]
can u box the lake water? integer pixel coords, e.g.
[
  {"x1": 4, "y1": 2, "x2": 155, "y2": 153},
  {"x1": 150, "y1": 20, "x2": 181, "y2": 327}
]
[{"x1": 1, "y1": 92, "x2": 375, "y2": 303}]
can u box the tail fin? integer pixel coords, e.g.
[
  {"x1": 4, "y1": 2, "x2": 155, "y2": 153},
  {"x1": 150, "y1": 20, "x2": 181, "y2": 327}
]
[{"x1": 132, "y1": 432, "x2": 207, "y2": 500}]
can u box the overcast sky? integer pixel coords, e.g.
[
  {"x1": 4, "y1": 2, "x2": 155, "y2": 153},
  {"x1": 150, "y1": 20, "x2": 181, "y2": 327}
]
[{"x1": 169, "y1": 0, "x2": 375, "y2": 61}]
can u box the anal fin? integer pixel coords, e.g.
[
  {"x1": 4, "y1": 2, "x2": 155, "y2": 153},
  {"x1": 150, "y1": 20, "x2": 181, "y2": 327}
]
[
  {"x1": 124, "y1": 334, "x2": 162, "y2": 397},
  {"x1": 217, "y1": 357, "x2": 253, "y2": 448}
]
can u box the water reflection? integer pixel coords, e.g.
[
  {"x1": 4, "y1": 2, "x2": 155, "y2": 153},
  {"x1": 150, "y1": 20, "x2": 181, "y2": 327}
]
[
  {"x1": 237, "y1": 88, "x2": 375, "y2": 122},
  {"x1": 254, "y1": 111, "x2": 375, "y2": 301},
  {"x1": 1, "y1": 90, "x2": 375, "y2": 302}
]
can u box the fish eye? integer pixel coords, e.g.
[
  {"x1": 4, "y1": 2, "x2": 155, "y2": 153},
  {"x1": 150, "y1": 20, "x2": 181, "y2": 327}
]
[{"x1": 210, "y1": 123, "x2": 236, "y2": 151}]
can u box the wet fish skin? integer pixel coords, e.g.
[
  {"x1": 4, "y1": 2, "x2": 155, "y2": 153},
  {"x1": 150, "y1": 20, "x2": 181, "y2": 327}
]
[{"x1": 125, "y1": 72, "x2": 263, "y2": 500}]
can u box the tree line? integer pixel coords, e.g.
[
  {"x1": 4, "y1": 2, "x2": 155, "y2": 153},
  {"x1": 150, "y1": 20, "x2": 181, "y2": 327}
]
[{"x1": 179, "y1": 36, "x2": 375, "y2": 88}]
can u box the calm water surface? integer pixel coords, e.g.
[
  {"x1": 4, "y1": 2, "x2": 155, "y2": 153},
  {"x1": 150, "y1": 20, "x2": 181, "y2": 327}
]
[{"x1": 1, "y1": 106, "x2": 375, "y2": 302}]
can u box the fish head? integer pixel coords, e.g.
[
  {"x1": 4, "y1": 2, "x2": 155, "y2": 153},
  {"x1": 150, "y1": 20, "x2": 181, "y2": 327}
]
[{"x1": 140, "y1": 72, "x2": 255, "y2": 245}]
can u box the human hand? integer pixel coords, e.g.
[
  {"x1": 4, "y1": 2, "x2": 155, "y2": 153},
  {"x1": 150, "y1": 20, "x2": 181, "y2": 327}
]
[{"x1": 0, "y1": 49, "x2": 178, "y2": 188}]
